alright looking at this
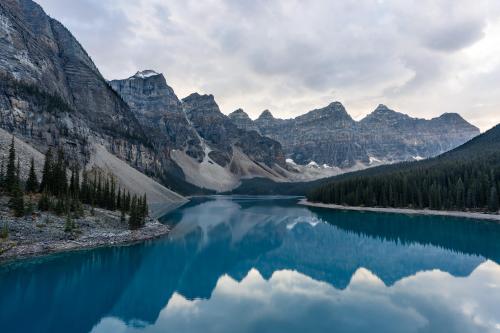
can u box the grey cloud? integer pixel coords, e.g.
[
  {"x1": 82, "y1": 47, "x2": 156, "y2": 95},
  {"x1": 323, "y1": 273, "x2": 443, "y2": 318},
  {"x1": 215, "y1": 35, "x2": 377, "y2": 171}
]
[{"x1": 34, "y1": 0, "x2": 500, "y2": 130}]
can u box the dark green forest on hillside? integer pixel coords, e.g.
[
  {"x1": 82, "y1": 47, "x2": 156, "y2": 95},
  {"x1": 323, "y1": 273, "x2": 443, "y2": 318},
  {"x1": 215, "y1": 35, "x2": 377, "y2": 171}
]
[
  {"x1": 307, "y1": 124, "x2": 500, "y2": 213},
  {"x1": 0, "y1": 136, "x2": 149, "y2": 230}
]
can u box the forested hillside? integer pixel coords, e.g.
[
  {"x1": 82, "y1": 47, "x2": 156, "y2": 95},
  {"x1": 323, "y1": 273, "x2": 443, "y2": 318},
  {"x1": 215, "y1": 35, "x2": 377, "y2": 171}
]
[{"x1": 307, "y1": 124, "x2": 500, "y2": 213}]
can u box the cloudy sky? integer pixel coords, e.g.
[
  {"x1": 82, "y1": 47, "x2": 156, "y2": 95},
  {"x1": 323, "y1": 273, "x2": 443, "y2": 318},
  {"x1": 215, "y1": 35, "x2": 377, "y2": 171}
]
[{"x1": 37, "y1": 0, "x2": 500, "y2": 131}]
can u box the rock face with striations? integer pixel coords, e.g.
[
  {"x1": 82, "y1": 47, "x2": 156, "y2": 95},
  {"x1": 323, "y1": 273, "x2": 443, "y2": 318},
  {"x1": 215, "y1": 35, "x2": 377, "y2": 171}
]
[
  {"x1": 109, "y1": 71, "x2": 204, "y2": 161},
  {"x1": 253, "y1": 102, "x2": 480, "y2": 167},
  {"x1": 182, "y1": 93, "x2": 286, "y2": 169},
  {"x1": 228, "y1": 109, "x2": 261, "y2": 134},
  {"x1": 0, "y1": 0, "x2": 148, "y2": 165}
]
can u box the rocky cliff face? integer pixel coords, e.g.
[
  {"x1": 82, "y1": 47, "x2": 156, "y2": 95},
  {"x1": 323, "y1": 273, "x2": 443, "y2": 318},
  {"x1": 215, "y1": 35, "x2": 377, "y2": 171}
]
[
  {"x1": 0, "y1": 0, "x2": 149, "y2": 167},
  {"x1": 109, "y1": 72, "x2": 288, "y2": 192},
  {"x1": 0, "y1": 0, "x2": 482, "y2": 193},
  {"x1": 109, "y1": 71, "x2": 204, "y2": 161},
  {"x1": 183, "y1": 93, "x2": 286, "y2": 169},
  {"x1": 228, "y1": 109, "x2": 261, "y2": 133},
  {"x1": 252, "y1": 103, "x2": 479, "y2": 167}
]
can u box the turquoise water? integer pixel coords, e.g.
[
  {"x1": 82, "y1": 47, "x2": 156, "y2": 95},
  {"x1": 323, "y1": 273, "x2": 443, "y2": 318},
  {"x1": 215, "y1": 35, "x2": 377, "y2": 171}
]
[{"x1": 1, "y1": 196, "x2": 500, "y2": 333}]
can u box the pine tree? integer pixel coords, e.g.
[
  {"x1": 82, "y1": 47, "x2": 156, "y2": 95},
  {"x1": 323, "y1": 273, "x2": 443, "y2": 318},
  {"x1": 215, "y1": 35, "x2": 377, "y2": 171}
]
[
  {"x1": 54, "y1": 198, "x2": 65, "y2": 216},
  {"x1": 53, "y1": 148, "x2": 67, "y2": 196},
  {"x1": 456, "y1": 178, "x2": 465, "y2": 209},
  {"x1": 9, "y1": 187, "x2": 24, "y2": 217},
  {"x1": 0, "y1": 158, "x2": 5, "y2": 189},
  {"x1": 80, "y1": 170, "x2": 89, "y2": 203},
  {"x1": 40, "y1": 148, "x2": 53, "y2": 193},
  {"x1": 116, "y1": 187, "x2": 122, "y2": 210},
  {"x1": 141, "y1": 193, "x2": 148, "y2": 218},
  {"x1": 64, "y1": 214, "x2": 75, "y2": 233},
  {"x1": 38, "y1": 192, "x2": 51, "y2": 211},
  {"x1": 5, "y1": 136, "x2": 17, "y2": 193},
  {"x1": 488, "y1": 186, "x2": 499, "y2": 213},
  {"x1": 128, "y1": 195, "x2": 139, "y2": 230},
  {"x1": 0, "y1": 222, "x2": 8, "y2": 239},
  {"x1": 26, "y1": 157, "x2": 39, "y2": 193}
]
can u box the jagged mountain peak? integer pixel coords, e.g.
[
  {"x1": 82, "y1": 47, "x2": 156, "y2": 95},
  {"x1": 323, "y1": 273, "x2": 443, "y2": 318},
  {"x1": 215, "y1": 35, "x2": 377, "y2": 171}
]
[
  {"x1": 436, "y1": 112, "x2": 469, "y2": 122},
  {"x1": 230, "y1": 108, "x2": 248, "y2": 116},
  {"x1": 296, "y1": 101, "x2": 353, "y2": 123},
  {"x1": 229, "y1": 108, "x2": 261, "y2": 133},
  {"x1": 373, "y1": 104, "x2": 392, "y2": 113},
  {"x1": 326, "y1": 101, "x2": 346, "y2": 110},
  {"x1": 432, "y1": 113, "x2": 480, "y2": 131},
  {"x1": 133, "y1": 70, "x2": 161, "y2": 79},
  {"x1": 182, "y1": 92, "x2": 215, "y2": 102},
  {"x1": 258, "y1": 110, "x2": 275, "y2": 120},
  {"x1": 361, "y1": 104, "x2": 410, "y2": 124},
  {"x1": 182, "y1": 93, "x2": 221, "y2": 117}
]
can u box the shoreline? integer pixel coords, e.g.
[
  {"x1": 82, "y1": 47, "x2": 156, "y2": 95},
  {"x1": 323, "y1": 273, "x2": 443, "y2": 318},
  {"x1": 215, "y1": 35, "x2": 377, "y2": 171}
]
[
  {"x1": 298, "y1": 199, "x2": 500, "y2": 222},
  {"x1": 0, "y1": 220, "x2": 171, "y2": 264}
]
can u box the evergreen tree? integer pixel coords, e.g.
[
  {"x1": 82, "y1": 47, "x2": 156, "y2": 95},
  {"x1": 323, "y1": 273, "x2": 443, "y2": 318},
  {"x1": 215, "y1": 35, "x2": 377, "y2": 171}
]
[
  {"x1": 128, "y1": 195, "x2": 139, "y2": 230},
  {"x1": 116, "y1": 187, "x2": 122, "y2": 210},
  {"x1": 38, "y1": 192, "x2": 51, "y2": 211},
  {"x1": 488, "y1": 186, "x2": 499, "y2": 213},
  {"x1": 0, "y1": 222, "x2": 8, "y2": 239},
  {"x1": 40, "y1": 148, "x2": 53, "y2": 193},
  {"x1": 64, "y1": 214, "x2": 75, "y2": 233},
  {"x1": 25, "y1": 157, "x2": 39, "y2": 193},
  {"x1": 80, "y1": 171, "x2": 89, "y2": 203},
  {"x1": 5, "y1": 136, "x2": 17, "y2": 193},
  {"x1": 0, "y1": 158, "x2": 5, "y2": 189},
  {"x1": 54, "y1": 198, "x2": 65, "y2": 216},
  {"x1": 141, "y1": 193, "x2": 148, "y2": 218},
  {"x1": 456, "y1": 178, "x2": 465, "y2": 209},
  {"x1": 9, "y1": 187, "x2": 24, "y2": 217},
  {"x1": 53, "y1": 148, "x2": 67, "y2": 196}
]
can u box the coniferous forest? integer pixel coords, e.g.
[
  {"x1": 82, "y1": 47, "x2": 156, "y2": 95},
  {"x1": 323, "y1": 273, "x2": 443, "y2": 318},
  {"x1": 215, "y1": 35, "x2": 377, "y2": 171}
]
[
  {"x1": 307, "y1": 124, "x2": 500, "y2": 213},
  {"x1": 0, "y1": 136, "x2": 149, "y2": 230}
]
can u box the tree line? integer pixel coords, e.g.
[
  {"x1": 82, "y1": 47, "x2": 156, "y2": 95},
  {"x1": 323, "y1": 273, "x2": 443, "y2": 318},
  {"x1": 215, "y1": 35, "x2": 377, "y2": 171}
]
[
  {"x1": 307, "y1": 156, "x2": 500, "y2": 213},
  {"x1": 0, "y1": 136, "x2": 149, "y2": 230}
]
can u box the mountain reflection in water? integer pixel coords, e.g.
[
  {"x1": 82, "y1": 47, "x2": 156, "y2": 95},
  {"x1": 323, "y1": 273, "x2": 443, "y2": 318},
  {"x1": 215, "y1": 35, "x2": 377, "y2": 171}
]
[{"x1": 1, "y1": 196, "x2": 499, "y2": 333}]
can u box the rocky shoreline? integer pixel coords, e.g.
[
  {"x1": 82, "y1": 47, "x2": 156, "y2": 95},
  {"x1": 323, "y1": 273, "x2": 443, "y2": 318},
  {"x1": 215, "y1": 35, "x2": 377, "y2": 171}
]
[
  {"x1": 0, "y1": 206, "x2": 171, "y2": 264},
  {"x1": 298, "y1": 199, "x2": 500, "y2": 222}
]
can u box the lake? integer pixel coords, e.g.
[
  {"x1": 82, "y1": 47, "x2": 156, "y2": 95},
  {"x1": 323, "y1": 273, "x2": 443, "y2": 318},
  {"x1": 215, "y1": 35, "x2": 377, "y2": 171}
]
[{"x1": 1, "y1": 196, "x2": 500, "y2": 333}]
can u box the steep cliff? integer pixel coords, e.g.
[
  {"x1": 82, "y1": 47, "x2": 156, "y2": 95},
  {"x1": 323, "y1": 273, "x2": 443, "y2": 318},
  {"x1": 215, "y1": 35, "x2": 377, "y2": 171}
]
[
  {"x1": 0, "y1": 0, "x2": 188, "y2": 205},
  {"x1": 110, "y1": 73, "x2": 289, "y2": 192}
]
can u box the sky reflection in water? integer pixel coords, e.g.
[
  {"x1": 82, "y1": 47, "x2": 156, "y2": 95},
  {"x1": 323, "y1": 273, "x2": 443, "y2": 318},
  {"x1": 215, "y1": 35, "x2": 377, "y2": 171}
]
[{"x1": 2, "y1": 196, "x2": 500, "y2": 333}]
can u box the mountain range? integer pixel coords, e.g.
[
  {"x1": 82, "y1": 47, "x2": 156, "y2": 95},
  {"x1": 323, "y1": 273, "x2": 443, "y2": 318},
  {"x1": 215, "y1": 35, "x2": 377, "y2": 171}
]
[
  {"x1": 0, "y1": 0, "x2": 482, "y2": 198},
  {"x1": 231, "y1": 103, "x2": 479, "y2": 168}
]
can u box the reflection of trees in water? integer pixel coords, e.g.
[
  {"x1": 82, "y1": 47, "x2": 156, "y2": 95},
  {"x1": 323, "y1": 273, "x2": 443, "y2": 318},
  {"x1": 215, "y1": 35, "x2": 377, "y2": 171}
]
[
  {"x1": 310, "y1": 207, "x2": 500, "y2": 263},
  {"x1": 0, "y1": 198, "x2": 497, "y2": 332}
]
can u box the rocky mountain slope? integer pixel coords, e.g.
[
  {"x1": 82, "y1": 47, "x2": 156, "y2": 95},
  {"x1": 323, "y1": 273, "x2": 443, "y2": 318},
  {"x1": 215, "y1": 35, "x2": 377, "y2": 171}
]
[
  {"x1": 0, "y1": 0, "x2": 188, "y2": 206},
  {"x1": 0, "y1": 0, "x2": 482, "y2": 196},
  {"x1": 239, "y1": 103, "x2": 480, "y2": 168},
  {"x1": 110, "y1": 72, "x2": 290, "y2": 192},
  {"x1": 0, "y1": 0, "x2": 147, "y2": 157}
]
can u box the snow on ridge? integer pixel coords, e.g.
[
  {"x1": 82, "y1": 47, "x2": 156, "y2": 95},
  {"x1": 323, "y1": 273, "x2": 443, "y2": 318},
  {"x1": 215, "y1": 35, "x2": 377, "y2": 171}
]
[
  {"x1": 307, "y1": 161, "x2": 319, "y2": 168},
  {"x1": 134, "y1": 70, "x2": 160, "y2": 79}
]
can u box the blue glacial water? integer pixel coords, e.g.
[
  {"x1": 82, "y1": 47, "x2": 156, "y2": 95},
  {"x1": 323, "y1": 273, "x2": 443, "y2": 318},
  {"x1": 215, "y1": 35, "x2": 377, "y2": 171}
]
[{"x1": 1, "y1": 196, "x2": 500, "y2": 333}]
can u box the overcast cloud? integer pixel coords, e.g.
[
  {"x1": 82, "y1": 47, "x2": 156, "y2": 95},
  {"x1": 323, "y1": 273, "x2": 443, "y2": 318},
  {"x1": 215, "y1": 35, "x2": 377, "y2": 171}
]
[{"x1": 37, "y1": 0, "x2": 500, "y2": 131}]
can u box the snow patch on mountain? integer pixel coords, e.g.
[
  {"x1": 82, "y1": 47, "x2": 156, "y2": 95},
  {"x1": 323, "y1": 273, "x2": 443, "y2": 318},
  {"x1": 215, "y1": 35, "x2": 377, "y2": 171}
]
[{"x1": 134, "y1": 70, "x2": 160, "y2": 79}]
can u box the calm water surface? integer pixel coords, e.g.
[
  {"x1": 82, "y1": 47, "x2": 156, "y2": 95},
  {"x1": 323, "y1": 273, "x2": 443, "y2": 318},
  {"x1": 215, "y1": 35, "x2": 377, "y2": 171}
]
[{"x1": 1, "y1": 196, "x2": 500, "y2": 333}]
